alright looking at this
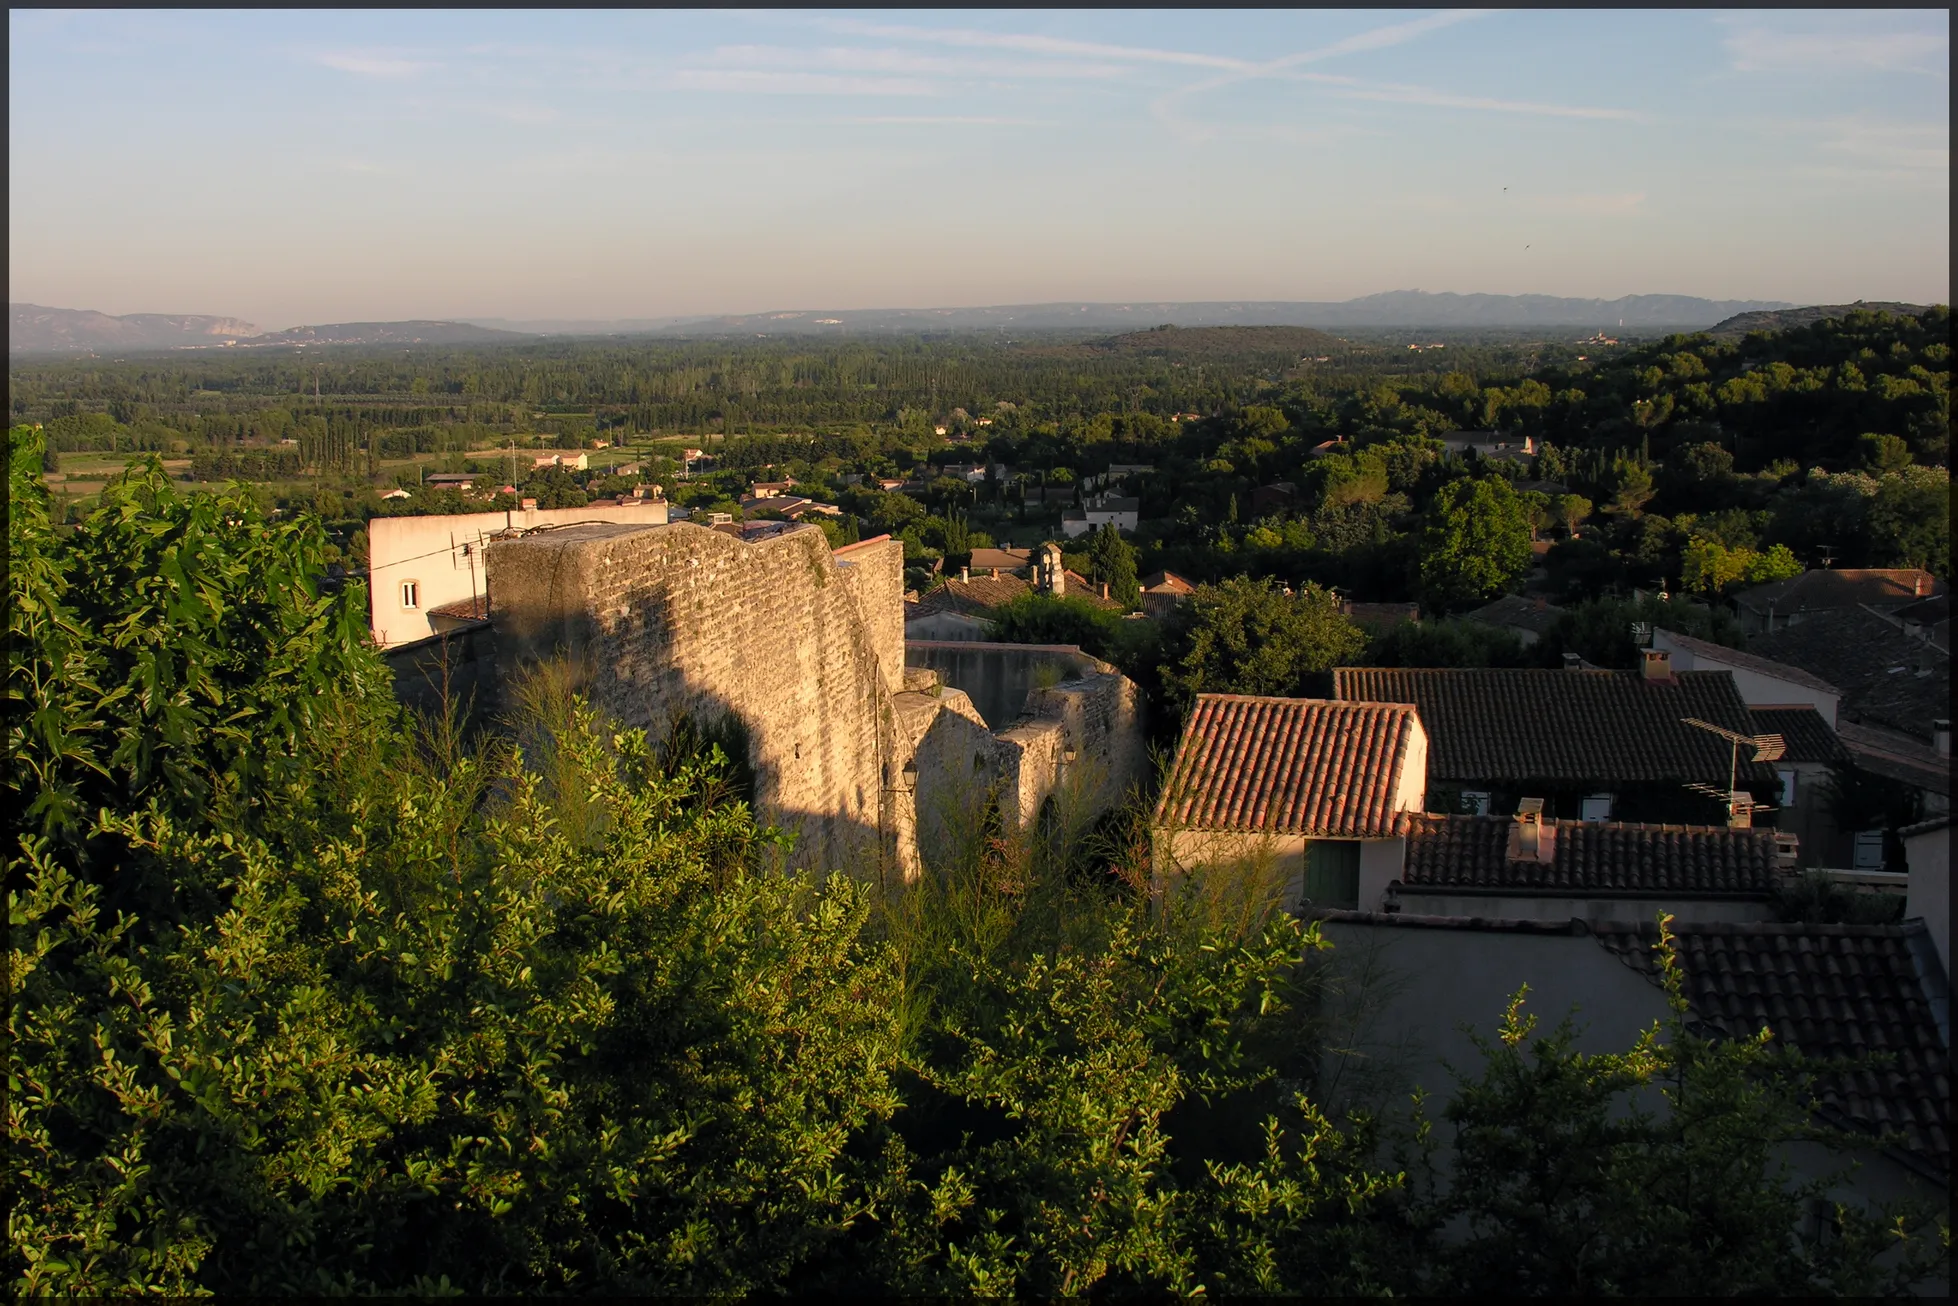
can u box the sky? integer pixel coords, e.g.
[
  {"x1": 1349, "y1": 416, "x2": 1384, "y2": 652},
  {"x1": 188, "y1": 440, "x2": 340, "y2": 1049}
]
[{"x1": 9, "y1": 8, "x2": 1950, "y2": 328}]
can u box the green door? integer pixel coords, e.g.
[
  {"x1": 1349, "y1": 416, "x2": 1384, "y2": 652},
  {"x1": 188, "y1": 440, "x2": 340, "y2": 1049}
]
[{"x1": 1302, "y1": 839, "x2": 1361, "y2": 910}]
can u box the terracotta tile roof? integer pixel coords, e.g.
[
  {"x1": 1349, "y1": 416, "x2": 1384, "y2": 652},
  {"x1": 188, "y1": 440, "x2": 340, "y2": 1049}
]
[
  {"x1": 968, "y1": 546, "x2": 1032, "y2": 573},
  {"x1": 1747, "y1": 708, "x2": 1845, "y2": 765},
  {"x1": 1332, "y1": 667, "x2": 1775, "y2": 788},
  {"x1": 1657, "y1": 628, "x2": 1840, "y2": 695},
  {"x1": 1464, "y1": 593, "x2": 1564, "y2": 635},
  {"x1": 1749, "y1": 607, "x2": 1948, "y2": 741},
  {"x1": 1141, "y1": 570, "x2": 1197, "y2": 595},
  {"x1": 1156, "y1": 694, "x2": 1421, "y2": 837},
  {"x1": 1734, "y1": 568, "x2": 1944, "y2": 615},
  {"x1": 1593, "y1": 920, "x2": 1950, "y2": 1175},
  {"x1": 426, "y1": 594, "x2": 490, "y2": 621},
  {"x1": 1400, "y1": 814, "x2": 1781, "y2": 896},
  {"x1": 1341, "y1": 600, "x2": 1421, "y2": 631},
  {"x1": 912, "y1": 573, "x2": 1033, "y2": 616}
]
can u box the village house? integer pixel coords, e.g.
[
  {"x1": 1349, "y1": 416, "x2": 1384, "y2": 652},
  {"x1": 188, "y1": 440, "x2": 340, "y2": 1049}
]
[
  {"x1": 1339, "y1": 600, "x2": 1420, "y2": 636},
  {"x1": 1732, "y1": 568, "x2": 1945, "y2": 635},
  {"x1": 1462, "y1": 593, "x2": 1563, "y2": 647},
  {"x1": 1652, "y1": 627, "x2": 1842, "y2": 724},
  {"x1": 1140, "y1": 570, "x2": 1197, "y2": 620},
  {"x1": 1314, "y1": 911, "x2": 1948, "y2": 1208},
  {"x1": 1152, "y1": 695, "x2": 1430, "y2": 913},
  {"x1": 1333, "y1": 657, "x2": 1778, "y2": 825},
  {"x1": 1060, "y1": 493, "x2": 1141, "y2": 538}
]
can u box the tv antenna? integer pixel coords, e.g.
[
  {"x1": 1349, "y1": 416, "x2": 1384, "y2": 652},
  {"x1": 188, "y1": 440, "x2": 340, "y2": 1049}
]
[{"x1": 1680, "y1": 717, "x2": 1784, "y2": 821}]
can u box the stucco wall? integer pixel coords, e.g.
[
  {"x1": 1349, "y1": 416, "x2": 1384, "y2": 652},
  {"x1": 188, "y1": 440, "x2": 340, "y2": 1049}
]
[
  {"x1": 485, "y1": 520, "x2": 896, "y2": 872},
  {"x1": 1315, "y1": 917, "x2": 1674, "y2": 1116},
  {"x1": 1904, "y1": 822, "x2": 1950, "y2": 979},
  {"x1": 369, "y1": 500, "x2": 669, "y2": 647}
]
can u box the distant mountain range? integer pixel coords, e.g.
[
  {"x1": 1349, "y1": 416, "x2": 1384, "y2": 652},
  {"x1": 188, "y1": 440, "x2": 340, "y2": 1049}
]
[
  {"x1": 9, "y1": 305, "x2": 523, "y2": 355},
  {"x1": 1705, "y1": 301, "x2": 1933, "y2": 338},
  {"x1": 569, "y1": 292, "x2": 1801, "y2": 336},
  {"x1": 10, "y1": 303, "x2": 262, "y2": 354},
  {"x1": 22, "y1": 292, "x2": 1938, "y2": 356}
]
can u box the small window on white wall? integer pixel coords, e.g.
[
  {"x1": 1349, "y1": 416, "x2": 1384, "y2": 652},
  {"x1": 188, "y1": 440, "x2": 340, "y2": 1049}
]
[
  {"x1": 1460, "y1": 790, "x2": 1492, "y2": 816},
  {"x1": 400, "y1": 580, "x2": 420, "y2": 609},
  {"x1": 1581, "y1": 793, "x2": 1614, "y2": 823},
  {"x1": 1777, "y1": 768, "x2": 1797, "y2": 806}
]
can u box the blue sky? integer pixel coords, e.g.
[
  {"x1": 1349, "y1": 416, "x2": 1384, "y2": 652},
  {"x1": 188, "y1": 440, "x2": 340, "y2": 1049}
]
[{"x1": 9, "y1": 8, "x2": 1949, "y2": 327}]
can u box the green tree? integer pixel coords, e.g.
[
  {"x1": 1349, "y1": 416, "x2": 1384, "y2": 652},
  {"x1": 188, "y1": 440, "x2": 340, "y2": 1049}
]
[
  {"x1": 1867, "y1": 465, "x2": 1952, "y2": 574},
  {"x1": 1157, "y1": 577, "x2": 1364, "y2": 715},
  {"x1": 1087, "y1": 522, "x2": 1141, "y2": 608},
  {"x1": 1857, "y1": 431, "x2": 1913, "y2": 472},
  {"x1": 1417, "y1": 476, "x2": 1534, "y2": 607}
]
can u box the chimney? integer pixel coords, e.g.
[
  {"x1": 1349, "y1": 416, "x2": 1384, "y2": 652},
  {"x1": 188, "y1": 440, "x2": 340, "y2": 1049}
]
[
  {"x1": 1507, "y1": 798, "x2": 1556, "y2": 863},
  {"x1": 1936, "y1": 719, "x2": 1951, "y2": 757},
  {"x1": 960, "y1": 566, "x2": 970, "y2": 583},
  {"x1": 1563, "y1": 652, "x2": 1582, "y2": 672},
  {"x1": 991, "y1": 567, "x2": 1000, "y2": 580},
  {"x1": 1915, "y1": 574, "x2": 1927, "y2": 597},
  {"x1": 1101, "y1": 582, "x2": 1111, "y2": 600},
  {"x1": 1727, "y1": 792, "x2": 1753, "y2": 829},
  {"x1": 1641, "y1": 649, "x2": 1672, "y2": 682}
]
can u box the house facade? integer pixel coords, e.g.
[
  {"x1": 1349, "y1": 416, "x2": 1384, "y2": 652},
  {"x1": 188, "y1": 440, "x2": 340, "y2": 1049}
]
[{"x1": 1153, "y1": 695, "x2": 1430, "y2": 913}]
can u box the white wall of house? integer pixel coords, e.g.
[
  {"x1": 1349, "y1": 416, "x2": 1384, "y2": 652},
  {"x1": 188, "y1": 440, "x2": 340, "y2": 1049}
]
[
  {"x1": 367, "y1": 500, "x2": 669, "y2": 647},
  {"x1": 1903, "y1": 822, "x2": 1949, "y2": 980},
  {"x1": 1359, "y1": 838, "x2": 1406, "y2": 911},
  {"x1": 1652, "y1": 630, "x2": 1839, "y2": 726}
]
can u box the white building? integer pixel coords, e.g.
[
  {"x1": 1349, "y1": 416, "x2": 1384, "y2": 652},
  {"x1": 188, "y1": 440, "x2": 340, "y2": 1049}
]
[
  {"x1": 367, "y1": 499, "x2": 668, "y2": 648},
  {"x1": 1060, "y1": 494, "x2": 1140, "y2": 538}
]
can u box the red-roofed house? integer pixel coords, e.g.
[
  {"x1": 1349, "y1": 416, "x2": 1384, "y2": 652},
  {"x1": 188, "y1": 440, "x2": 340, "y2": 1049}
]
[{"x1": 1153, "y1": 695, "x2": 1429, "y2": 912}]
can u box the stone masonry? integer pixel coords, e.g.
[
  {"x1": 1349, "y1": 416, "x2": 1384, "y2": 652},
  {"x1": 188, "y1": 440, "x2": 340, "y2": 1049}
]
[{"x1": 482, "y1": 521, "x2": 1145, "y2": 878}]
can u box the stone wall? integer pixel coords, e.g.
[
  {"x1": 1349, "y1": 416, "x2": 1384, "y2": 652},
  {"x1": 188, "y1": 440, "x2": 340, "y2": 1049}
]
[
  {"x1": 368, "y1": 500, "x2": 670, "y2": 647},
  {"x1": 485, "y1": 520, "x2": 898, "y2": 872},
  {"x1": 832, "y1": 535, "x2": 906, "y2": 694},
  {"x1": 906, "y1": 641, "x2": 1106, "y2": 730}
]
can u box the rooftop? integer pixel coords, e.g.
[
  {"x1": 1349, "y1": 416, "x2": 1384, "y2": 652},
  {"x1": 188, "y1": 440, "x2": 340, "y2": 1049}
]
[
  {"x1": 968, "y1": 546, "x2": 1032, "y2": 574},
  {"x1": 1332, "y1": 666, "x2": 1775, "y2": 788},
  {"x1": 1400, "y1": 813, "x2": 1781, "y2": 897},
  {"x1": 1733, "y1": 568, "x2": 1944, "y2": 615},
  {"x1": 911, "y1": 572, "x2": 1032, "y2": 617},
  {"x1": 1749, "y1": 607, "x2": 1948, "y2": 741},
  {"x1": 1463, "y1": 593, "x2": 1564, "y2": 635},
  {"x1": 1156, "y1": 695, "x2": 1421, "y2": 838},
  {"x1": 1655, "y1": 627, "x2": 1840, "y2": 695},
  {"x1": 1593, "y1": 919, "x2": 1950, "y2": 1175},
  {"x1": 1746, "y1": 707, "x2": 1845, "y2": 765},
  {"x1": 1141, "y1": 570, "x2": 1197, "y2": 595},
  {"x1": 1836, "y1": 721, "x2": 1952, "y2": 796}
]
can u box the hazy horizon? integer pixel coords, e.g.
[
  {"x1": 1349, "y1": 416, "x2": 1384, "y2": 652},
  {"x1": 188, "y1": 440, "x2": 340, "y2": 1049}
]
[{"x1": 10, "y1": 8, "x2": 1948, "y2": 329}]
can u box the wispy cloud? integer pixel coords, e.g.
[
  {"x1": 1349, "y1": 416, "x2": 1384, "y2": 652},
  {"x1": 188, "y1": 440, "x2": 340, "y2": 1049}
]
[
  {"x1": 806, "y1": 18, "x2": 1255, "y2": 70},
  {"x1": 315, "y1": 50, "x2": 437, "y2": 78},
  {"x1": 1299, "y1": 73, "x2": 1644, "y2": 122},
  {"x1": 695, "y1": 43, "x2": 1124, "y2": 81},
  {"x1": 671, "y1": 69, "x2": 933, "y2": 97},
  {"x1": 1722, "y1": 18, "x2": 1948, "y2": 75},
  {"x1": 1154, "y1": 11, "x2": 1538, "y2": 140}
]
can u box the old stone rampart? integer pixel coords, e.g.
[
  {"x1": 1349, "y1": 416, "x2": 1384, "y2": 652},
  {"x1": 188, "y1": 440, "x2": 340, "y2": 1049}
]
[{"x1": 486, "y1": 521, "x2": 906, "y2": 871}]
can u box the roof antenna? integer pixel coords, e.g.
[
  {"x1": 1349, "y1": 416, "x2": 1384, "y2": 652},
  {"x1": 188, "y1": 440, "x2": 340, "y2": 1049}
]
[{"x1": 1681, "y1": 717, "x2": 1785, "y2": 826}]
